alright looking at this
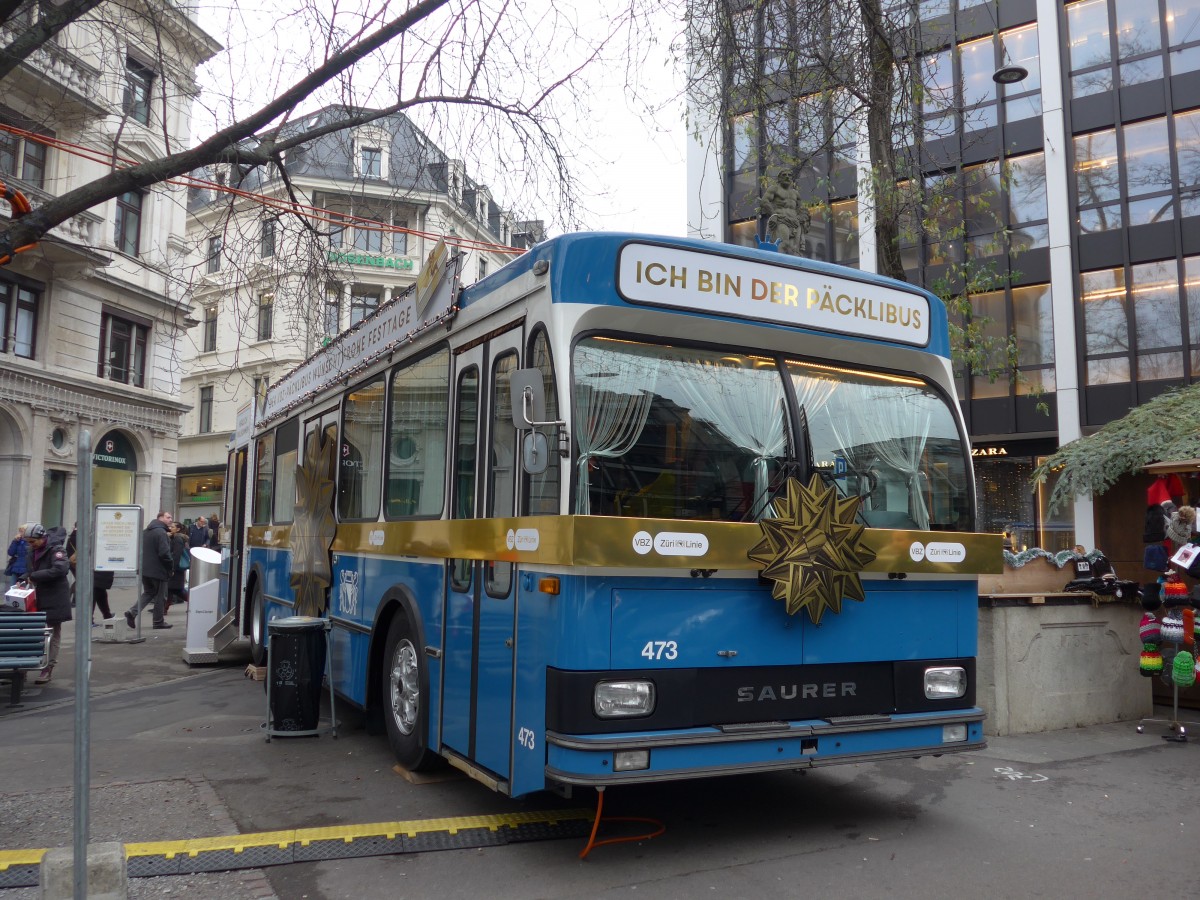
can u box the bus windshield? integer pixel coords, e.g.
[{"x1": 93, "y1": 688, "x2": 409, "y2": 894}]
[
  {"x1": 573, "y1": 337, "x2": 790, "y2": 520},
  {"x1": 572, "y1": 337, "x2": 971, "y2": 530},
  {"x1": 788, "y1": 359, "x2": 972, "y2": 532}
]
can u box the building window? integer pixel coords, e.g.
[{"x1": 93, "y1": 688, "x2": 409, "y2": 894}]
[
  {"x1": 115, "y1": 190, "x2": 143, "y2": 256},
  {"x1": 123, "y1": 58, "x2": 153, "y2": 125},
  {"x1": 206, "y1": 235, "x2": 222, "y2": 273},
  {"x1": 360, "y1": 146, "x2": 382, "y2": 177},
  {"x1": 395, "y1": 221, "x2": 408, "y2": 255},
  {"x1": 0, "y1": 278, "x2": 38, "y2": 358},
  {"x1": 199, "y1": 386, "x2": 214, "y2": 434},
  {"x1": 354, "y1": 218, "x2": 384, "y2": 254},
  {"x1": 350, "y1": 288, "x2": 380, "y2": 326},
  {"x1": 478, "y1": 257, "x2": 488, "y2": 280},
  {"x1": 261, "y1": 219, "x2": 276, "y2": 257},
  {"x1": 256, "y1": 292, "x2": 273, "y2": 341},
  {"x1": 0, "y1": 123, "x2": 48, "y2": 189},
  {"x1": 98, "y1": 312, "x2": 148, "y2": 387},
  {"x1": 202, "y1": 304, "x2": 217, "y2": 353},
  {"x1": 323, "y1": 284, "x2": 341, "y2": 336},
  {"x1": 253, "y1": 375, "x2": 268, "y2": 413}
]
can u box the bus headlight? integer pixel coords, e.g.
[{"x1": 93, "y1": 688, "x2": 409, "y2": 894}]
[
  {"x1": 924, "y1": 666, "x2": 967, "y2": 699},
  {"x1": 594, "y1": 680, "x2": 656, "y2": 718}
]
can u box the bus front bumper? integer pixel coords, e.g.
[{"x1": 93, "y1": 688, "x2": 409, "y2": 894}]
[{"x1": 544, "y1": 708, "x2": 986, "y2": 787}]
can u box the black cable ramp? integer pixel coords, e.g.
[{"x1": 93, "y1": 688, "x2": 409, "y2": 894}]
[{"x1": 0, "y1": 808, "x2": 594, "y2": 887}]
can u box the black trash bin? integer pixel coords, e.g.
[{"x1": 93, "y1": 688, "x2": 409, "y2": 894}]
[{"x1": 266, "y1": 616, "x2": 328, "y2": 734}]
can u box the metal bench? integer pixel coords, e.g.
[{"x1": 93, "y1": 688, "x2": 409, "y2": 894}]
[{"x1": 0, "y1": 611, "x2": 51, "y2": 707}]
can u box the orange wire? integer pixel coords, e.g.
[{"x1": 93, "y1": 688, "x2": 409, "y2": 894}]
[
  {"x1": 578, "y1": 788, "x2": 666, "y2": 859},
  {"x1": 0, "y1": 123, "x2": 527, "y2": 256}
]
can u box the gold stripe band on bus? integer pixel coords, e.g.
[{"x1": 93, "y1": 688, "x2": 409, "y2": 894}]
[{"x1": 249, "y1": 518, "x2": 1002, "y2": 575}]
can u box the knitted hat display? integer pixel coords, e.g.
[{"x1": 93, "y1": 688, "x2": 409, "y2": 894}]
[
  {"x1": 1141, "y1": 647, "x2": 1164, "y2": 676},
  {"x1": 1173, "y1": 650, "x2": 1197, "y2": 687},
  {"x1": 1140, "y1": 613, "x2": 1162, "y2": 646},
  {"x1": 1163, "y1": 581, "x2": 1191, "y2": 609},
  {"x1": 1141, "y1": 581, "x2": 1163, "y2": 611},
  {"x1": 1185, "y1": 608, "x2": 1196, "y2": 647},
  {"x1": 1162, "y1": 613, "x2": 1186, "y2": 643}
]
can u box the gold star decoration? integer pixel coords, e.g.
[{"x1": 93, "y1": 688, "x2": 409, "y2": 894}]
[
  {"x1": 748, "y1": 474, "x2": 877, "y2": 625},
  {"x1": 289, "y1": 427, "x2": 337, "y2": 617}
]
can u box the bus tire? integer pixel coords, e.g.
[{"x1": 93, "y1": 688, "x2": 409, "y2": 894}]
[
  {"x1": 249, "y1": 583, "x2": 267, "y2": 666},
  {"x1": 383, "y1": 612, "x2": 436, "y2": 771}
]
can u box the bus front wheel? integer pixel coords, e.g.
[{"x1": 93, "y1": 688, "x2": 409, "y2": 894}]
[
  {"x1": 383, "y1": 613, "x2": 436, "y2": 771},
  {"x1": 249, "y1": 584, "x2": 267, "y2": 666}
]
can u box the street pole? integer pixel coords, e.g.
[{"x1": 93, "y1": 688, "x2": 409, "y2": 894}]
[{"x1": 74, "y1": 430, "x2": 92, "y2": 900}]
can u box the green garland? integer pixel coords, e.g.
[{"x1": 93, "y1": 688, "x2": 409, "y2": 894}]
[{"x1": 1003, "y1": 548, "x2": 1105, "y2": 569}]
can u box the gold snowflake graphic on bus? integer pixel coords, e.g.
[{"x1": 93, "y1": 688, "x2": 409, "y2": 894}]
[
  {"x1": 748, "y1": 474, "x2": 877, "y2": 625},
  {"x1": 290, "y1": 428, "x2": 337, "y2": 617}
]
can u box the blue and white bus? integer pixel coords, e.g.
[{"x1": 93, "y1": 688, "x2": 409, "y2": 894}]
[{"x1": 224, "y1": 232, "x2": 1000, "y2": 798}]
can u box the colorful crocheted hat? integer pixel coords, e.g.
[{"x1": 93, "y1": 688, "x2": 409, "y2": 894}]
[
  {"x1": 1174, "y1": 650, "x2": 1197, "y2": 687},
  {"x1": 1164, "y1": 581, "x2": 1191, "y2": 609},
  {"x1": 1141, "y1": 647, "x2": 1164, "y2": 676},
  {"x1": 1140, "y1": 614, "x2": 1162, "y2": 646},
  {"x1": 1162, "y1": 614, "x2": 1186, "y2": 643}
]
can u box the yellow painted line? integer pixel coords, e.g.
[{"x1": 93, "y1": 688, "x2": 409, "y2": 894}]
[{"x1": 9, "y1": 809, "x2": 595, "y2": 866}]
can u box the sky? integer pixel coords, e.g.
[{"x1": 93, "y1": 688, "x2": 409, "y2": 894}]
[{"x1": 193, "y1": 1, "x2": 689, "y2": 240}]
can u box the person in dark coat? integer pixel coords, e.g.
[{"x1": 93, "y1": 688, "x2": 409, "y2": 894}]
[
  {"x1": 188, "y1": 516, "x2": 211, "y2": 549},
  {"x1": 206, "y1": 514, "x2": 221, "y2": 551},
  {"x1": 166, "y1": 522, "x2": 189, "y2": 612},
  {"x1": 125, "y1": 511, "x2": 174, "y2": 630},
  {"x1": 6, "y1": 525, "x2": 28, "y2": 586},
  {"x1": 23, "y1": 523, "x2": 71, "y2": 683},
  {"x1": 67, "y1": 524, "x2": 117, "y2": 625}
]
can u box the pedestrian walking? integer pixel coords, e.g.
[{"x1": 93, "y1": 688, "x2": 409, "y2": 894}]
[
  {"x1": 5, "y1": 525, "x2": 28, "y2": 586},
  {"x1": 65, "y1": 523, "x2": 117, "y2": 624},
  {"x1": 166, "y1": 521, "x2": 189, "y2": 613},
  {"x1": 22, "y1": 523, "x2": 71, "y2": 683},
  {"x1": 207, "y1": 514, "x2": 221, "y2": 551},
  {"x1": 125, "y1": 511, "x2": 174, "y2": 630}
]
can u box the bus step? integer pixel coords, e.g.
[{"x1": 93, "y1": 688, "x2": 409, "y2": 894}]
[{"x1": 207, "y1": 609, "x2": 239, "y2": 653}]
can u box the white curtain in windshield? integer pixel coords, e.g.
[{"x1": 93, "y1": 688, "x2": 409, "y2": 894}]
[{"x1": 573, "y1": 344, "x2": 660, "y2": 513}]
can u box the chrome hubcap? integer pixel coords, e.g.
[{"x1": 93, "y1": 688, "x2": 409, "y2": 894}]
[{"x1": 389, "y1": 638, "x2": 420, "y2": 735}]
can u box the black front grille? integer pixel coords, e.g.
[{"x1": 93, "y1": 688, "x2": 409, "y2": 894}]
[{"x1": 546, "y1": 658, "x2": 975, "y2": 735}]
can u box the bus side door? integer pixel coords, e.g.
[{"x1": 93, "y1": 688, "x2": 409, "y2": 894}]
[{"x1": 442, "y1": 327, "x2": 522, "y2": 782}]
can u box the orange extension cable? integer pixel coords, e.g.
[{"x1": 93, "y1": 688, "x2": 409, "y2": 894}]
[
  {"x1": 578, "y1": 787, "x2": 666, "y2": 860},
  {"x1": 0, "y1": 179, "x2": 37, "y2": 266}
]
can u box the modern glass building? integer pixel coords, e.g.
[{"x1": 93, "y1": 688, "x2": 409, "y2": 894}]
[{"x1": 687, "y1": 0, "x2": 1200, "y2": 569}]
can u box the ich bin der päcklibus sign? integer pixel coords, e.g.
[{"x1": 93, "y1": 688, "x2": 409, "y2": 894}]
[{"x1": 93, "y1": 505, "x2": 143, "y2": 574}]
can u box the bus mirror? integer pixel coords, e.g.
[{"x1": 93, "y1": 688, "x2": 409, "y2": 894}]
[
  {"x1": 510, "y1": 369, "x2": 546, "y2": 428},
  {"x1": 522, "y1": 432, "x2": 550, "y2": 475}
]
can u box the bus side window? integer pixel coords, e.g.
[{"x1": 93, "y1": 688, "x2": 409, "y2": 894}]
[
  {"x1": 387, "y1": 348, "x2": 450, "y2": 518},
  {"x1": 272, "y1": 418, "x2": 299, "y2": 524},
  {"x1": 486, "y1": 351, "x2": 518, "y2": 596},
  {"x1": 450, "y1": 367, "x2": 479, "y2": 592},
  {"x1": 252, "y1": 431, "x2": 274, "y2": 525},
  {"x1": 522, "y1": 328, "x2": 559, "y2": 516},
  {"x1": 339, "y1": 376, "x2": 385, "y2": 520}
]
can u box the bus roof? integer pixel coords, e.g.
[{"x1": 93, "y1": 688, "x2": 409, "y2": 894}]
[{"x1": 461, "y1": 232, "x2": 950, "y2": 358}]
